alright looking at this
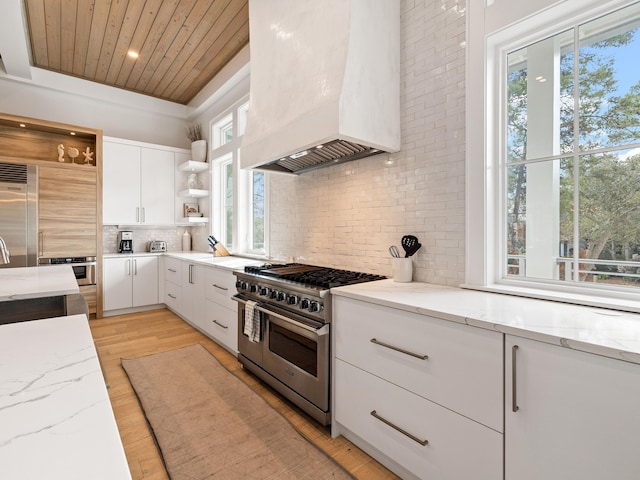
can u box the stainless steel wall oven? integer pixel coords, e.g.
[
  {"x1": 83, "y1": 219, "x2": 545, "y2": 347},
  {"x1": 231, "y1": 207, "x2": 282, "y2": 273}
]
[{"x1": 39, "y1": 257, "x2": 97, "y2": 285}]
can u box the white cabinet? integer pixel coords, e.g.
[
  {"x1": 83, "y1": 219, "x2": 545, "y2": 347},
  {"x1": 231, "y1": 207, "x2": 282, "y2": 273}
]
[
  {"x1": 202, "y1": 268, "x2": 238, "y2": 353},
  {"x1": 103, "y1": 139, "x2": 176, "y2": 225},
  {"x1": 505, "y1": 336, "x2": 640, "y2": 480},
  {"x1": 333, "y1": 296, "x2": 503, "y2": 480},
  {"x1": 181, "y1": 261, "x2": 205, "y2": 328},
  {"x1": 163, "y1": 256, "x2": 183, "y2": 313},
  {"x1": 103, "y1": 256, "x2": 158, "y2": 311}
]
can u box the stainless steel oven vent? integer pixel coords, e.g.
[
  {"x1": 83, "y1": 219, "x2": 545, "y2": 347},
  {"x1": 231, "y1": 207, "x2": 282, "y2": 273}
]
[
  {"x1": 0, "y1": 162, "x2": 28, "y2": 183},
  {"x1": 256, "y1": 139, "x2": 384, "y2": 174}
]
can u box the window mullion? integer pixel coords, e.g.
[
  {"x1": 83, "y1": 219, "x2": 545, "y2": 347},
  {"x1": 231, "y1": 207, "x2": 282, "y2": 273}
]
[{"x1": 572, "y1": 25, "x2": 581, "y2": 283}]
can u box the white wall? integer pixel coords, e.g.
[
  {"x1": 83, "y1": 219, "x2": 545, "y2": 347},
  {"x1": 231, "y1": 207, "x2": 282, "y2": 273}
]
[
  {"x1": 268, "y1": 0, "x2": 467, "y2": 285},
  {"x1": 0, "y1": 71, "x2": 190, "y2": 148}
]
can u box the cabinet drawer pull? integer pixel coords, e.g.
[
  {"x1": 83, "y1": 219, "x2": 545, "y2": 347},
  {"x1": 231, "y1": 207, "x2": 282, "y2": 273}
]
[
  {"x1": 212, "y1": 319, "x2": 228, "y2": 329},
  {"x1": 168, "y1": 268, "x2": 177, "y2": 273},
  {"x1": 370, "y1": 338, "x2": 428, "y2": 360},
  {"x1": 168, "y1": 294, "x2": 177, "y2": 299},
  {"x1": 212, "y1": 284, "x2": 228, "y2": 291},
  {"x1": 512, "y1": 345, "x2": 520, "y2": 413},
  {"x1": 370, "y1": 410, "x2": 428, "y2": 446}
]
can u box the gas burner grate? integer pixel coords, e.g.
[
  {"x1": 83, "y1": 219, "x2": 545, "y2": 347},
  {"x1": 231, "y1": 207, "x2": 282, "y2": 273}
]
[{"x1": 244, "y1": 263, "x2": 385, "y2": 289}]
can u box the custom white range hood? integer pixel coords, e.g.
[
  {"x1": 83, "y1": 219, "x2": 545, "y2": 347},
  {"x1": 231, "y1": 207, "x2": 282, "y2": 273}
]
[{"x1": 241, "y1": 0, "x2": 400, "y2": 174}]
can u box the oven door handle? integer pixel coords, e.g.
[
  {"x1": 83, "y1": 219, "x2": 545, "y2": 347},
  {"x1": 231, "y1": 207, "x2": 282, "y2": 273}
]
[
  {"x1": 258, "y1": 306, "x2": 330, "y2": 336},
  {"x1": 232, "y1": 295, "x2": 329, "y2": 336}
]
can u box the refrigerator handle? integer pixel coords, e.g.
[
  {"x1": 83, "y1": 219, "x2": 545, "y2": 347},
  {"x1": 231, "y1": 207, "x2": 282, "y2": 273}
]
[{"x1": 38, "y1": 231, "x2": 44, "y2": 257}]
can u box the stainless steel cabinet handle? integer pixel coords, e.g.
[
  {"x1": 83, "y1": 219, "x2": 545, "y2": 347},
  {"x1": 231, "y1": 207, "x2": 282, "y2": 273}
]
[
  {"x1": 168, "y1": 268, "x2": 177, "y2": 273},
  {"x1": 189, "y1": 264, "x2": 194, "y2": 284},
  {"x1": 39, "y1": 231, "x2": 44, "y2": 256},
  {"x1": 512, "y1": 345, "x2": 519, "y2": 413},
  {"x1": 370, "y1": 338, "x2": 428, "y2": 360},
  {"x1": 212, "y1": 284, "x2": 228, "y2": 291},
  {"x1": 141, "y1": 207, "x2": 145, "y2": 223},
  {"x1": 168, "y1": 294, "x2": 177, "y2": 299},
  {"x1": 136, "y1": 207, "x2": 139, "y2": 223},
  {"x1": 126, "y1": 259, "x2": 131, "y2": 276},
  {"x1": 370, "y1": 410, "x2": 428, "y2": 446},
  {"x1": 212, "y1": 319, "x2": 228, "y2": 329},
  {"x1": 133, "y1": 259, "x2": 137, "y2": 275}
]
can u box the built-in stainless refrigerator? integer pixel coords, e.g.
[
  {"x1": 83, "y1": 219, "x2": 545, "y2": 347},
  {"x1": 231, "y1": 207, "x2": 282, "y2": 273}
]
[{"x1": 0, "y1": 162, "x2": 37, "y2": 268}]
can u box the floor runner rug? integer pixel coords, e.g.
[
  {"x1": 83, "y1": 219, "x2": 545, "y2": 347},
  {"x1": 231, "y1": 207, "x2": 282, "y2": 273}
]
[{"x1": 122, "y1": 344, "x2": 353, "y2": 479}]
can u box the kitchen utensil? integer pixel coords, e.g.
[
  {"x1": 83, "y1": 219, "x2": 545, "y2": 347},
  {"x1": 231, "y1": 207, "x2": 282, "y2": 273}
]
[
  {"x1": 406, "y1": 242, "x2": 422, "y2": 257},
  {"x1": 208, "y1": 235, "x2": 231, "y2": 256},
  {"x1": 388, "y1": 245, "x2": 401, "y2": 258},
  {"x1": 401, "y1": 235, "x2": 419, "y2": 257}
]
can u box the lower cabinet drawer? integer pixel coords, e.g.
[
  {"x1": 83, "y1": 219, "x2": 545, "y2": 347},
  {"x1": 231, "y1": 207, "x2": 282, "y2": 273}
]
[
  {"x1": 164, "y1": 281, "x2": 182, "y2": 312},
  {"x1": 164, "y1": 257, "x2": 182, "y2": 286},
  {"x1": 205, "y1": 268, "x2": 236, "y2": 310},
  {"x1": 203, "y1": 299, "x2": 238, "y2": 353},
  {"x1": 335, "y1": 359, "x2": 503, "y2": 480}
]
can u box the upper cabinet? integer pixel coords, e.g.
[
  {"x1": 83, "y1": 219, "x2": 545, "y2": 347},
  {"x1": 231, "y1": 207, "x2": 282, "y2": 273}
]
[{"x1": 103, "y1": 138, "x2": 179, "y2": 225}]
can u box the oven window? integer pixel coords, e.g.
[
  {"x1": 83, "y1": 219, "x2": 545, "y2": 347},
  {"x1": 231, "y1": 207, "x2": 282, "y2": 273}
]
[
  {"x1": 268, "y1": 323, "x2": 317, "y2": 376},
  {"x1": 72, "y1": 265, "x2": 87, "y2": 279}
]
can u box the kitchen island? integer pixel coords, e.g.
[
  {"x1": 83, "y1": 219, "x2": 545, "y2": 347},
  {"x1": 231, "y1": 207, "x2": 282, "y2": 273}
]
[{"x1": 0, "y1": 266, "x2": 131, "y2": 480}]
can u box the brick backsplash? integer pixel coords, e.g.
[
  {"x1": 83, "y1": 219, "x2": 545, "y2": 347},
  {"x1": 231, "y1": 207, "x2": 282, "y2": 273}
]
[
  {"x1": 268, "y1": 0, "x2": 466, "y2": 286},
  {"x1": 103, "y1": 226, "x2": 197, "y2": 254}
]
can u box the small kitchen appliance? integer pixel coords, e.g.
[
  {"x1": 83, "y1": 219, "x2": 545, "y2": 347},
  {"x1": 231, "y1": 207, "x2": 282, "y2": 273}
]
[
  {"x1": 148, "y1": 240, "x2": 167, "y2": 253},
  {"x1": 118, "y1": 231, "x2": 133, "y2": 253},
  {"x1": 233, "y1": 263, "x2": 385, "y2": 425}
]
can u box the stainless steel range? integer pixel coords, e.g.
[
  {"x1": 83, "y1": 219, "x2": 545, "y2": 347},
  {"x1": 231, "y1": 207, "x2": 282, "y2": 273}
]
[{"x1": 233, "y1": 263, "x2": 385, "y2": 425}]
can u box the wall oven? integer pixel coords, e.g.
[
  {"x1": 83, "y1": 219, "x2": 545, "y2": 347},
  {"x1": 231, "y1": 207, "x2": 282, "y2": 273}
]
[
  {"x1": 39, "y1": 256, "x2": 97, "y2": 286},
  {"x1": 234, "y1": 263, "x2": 385, "y2": 426}
]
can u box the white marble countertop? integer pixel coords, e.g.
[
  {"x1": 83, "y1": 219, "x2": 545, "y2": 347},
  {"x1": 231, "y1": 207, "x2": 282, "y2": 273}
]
[
  {"x1": 0, "y1": 265, "x2": 79, "y2": 302},
  {"x1": 0, "y1": 314, "x2": 131, "y2": 479},
  {"x1": 332, "y1": 280, "x2": 640, "y2": 365}
]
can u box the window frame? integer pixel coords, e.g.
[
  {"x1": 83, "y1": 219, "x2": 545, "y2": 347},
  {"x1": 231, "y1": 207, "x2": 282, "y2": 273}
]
[
  {"x1": 209, "y1": 96, "x2": 269, "y2": 256},
  {"x1": 466, "y1": 0, "x2": 640, "y2": 312}
]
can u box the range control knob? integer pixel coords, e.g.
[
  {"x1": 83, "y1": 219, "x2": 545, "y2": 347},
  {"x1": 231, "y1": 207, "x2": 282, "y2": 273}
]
[
  {"x1": 238, "y1": 281, "x2": 248, "y2": 290},
  {"x1": 277, "y1": 292, "x2": 286, "y2": 302},
  {"x1": 270, "y1": 290, "x2": 278, "y2": 299},
  {"x1": 249, "y1": 284, "x2": 258, "y2": 293},
  {"x1": 287, "y1": 295, "x2": 299, "y2": 305},
  {"x1": 300, "y1": 298, "x2": 310, "y2": 310},
  {"x1": 235, "y1": 280, "x2": 242, "y2": 289},
  {"x1": 259, "y1": 287, "x2": 270, "y2": 296},
  {"x1": 309, "y1": 301, "x2": 321, "y2": 313}
]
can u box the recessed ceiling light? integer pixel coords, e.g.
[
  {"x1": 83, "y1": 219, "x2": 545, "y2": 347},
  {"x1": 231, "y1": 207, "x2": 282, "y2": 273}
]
[
  {"x1": 127, "y1": 50, "x2": 139, "y2": 59},
  {"x1": 70, "y1": 132, "x2": 76, "y2": 136},
  {"x1": 18, "y1": 123, "x2": 26, "y2": 128}
]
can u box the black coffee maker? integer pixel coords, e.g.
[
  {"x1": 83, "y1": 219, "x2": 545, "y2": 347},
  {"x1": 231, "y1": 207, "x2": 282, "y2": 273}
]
[{"x1": 118, "y1": 231, "x2": 133, "y2": 253}]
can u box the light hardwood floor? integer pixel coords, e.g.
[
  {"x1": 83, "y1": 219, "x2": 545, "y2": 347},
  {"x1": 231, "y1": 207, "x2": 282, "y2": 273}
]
[{"x1": 90, "y1": 308, "x2": 400, "y2": 480}]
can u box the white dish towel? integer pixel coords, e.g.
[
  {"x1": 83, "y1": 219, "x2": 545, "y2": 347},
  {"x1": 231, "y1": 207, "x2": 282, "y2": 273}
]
[{"x1": 243, "y1": 300, "x2": 261, "y2": 343}]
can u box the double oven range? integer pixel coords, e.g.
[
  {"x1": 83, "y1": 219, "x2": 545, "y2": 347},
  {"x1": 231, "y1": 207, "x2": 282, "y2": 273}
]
[{"x1": 233, "y1": 263, "x2": 385, "y2": 425}]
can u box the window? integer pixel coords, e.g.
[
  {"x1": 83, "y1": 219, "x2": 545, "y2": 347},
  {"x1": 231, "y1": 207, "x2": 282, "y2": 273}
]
[
  {"x1": 468, "y1": 0, "x2": 640, "y2": 309},
  {"x1": 210, "y1": 97, "x2": 268, "y2": 255}
]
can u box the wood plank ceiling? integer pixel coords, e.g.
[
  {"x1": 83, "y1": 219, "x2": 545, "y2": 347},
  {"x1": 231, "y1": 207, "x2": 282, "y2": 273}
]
[{"x1": 23, "y1": 0, "x2": 250, "y2": 105}]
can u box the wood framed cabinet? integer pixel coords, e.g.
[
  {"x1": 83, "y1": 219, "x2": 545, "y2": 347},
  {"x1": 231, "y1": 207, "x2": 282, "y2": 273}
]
[
  {"x1": 102, "y1": 138, "x2": 175, "y2": 225},
  {"x1": 103, "y1": 255, "x2": 158, "y2": 312},
  {"x1": 38, "y1": 166, "x2": 97, "y2": 257},
  {"x1": 505, "y1": 336, "x2": 640, "y2": 480},
  {"x1": 333, "y1": 296, "x2": 503, "y2": 480}
]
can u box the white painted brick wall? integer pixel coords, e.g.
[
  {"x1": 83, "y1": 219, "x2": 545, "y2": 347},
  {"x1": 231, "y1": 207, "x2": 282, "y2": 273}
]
[{"x1": 268, "y1": 0, "x2": 467, "y2": 285}]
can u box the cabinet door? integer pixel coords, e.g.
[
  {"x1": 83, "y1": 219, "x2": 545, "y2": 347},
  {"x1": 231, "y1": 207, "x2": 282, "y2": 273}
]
[
  {"x1": 204, "y1": 299, "x2": 238, "y2": 353},
  {"x1": 505, "y1": 336, "x2": 640, "y2": 480},
  {"x1": 103, "y1": 141, "x2": 140, "y2": 224},
  {"x1": 132, "y1": 256, "x2": 158, "y2": 307},
  {"x1": 38, "y1": 166, "x2": 97, "y2": 257},
  {"x1": 140, "y1": 148, "x2": 174, "y2": 225},
  {"x1": 182, "y1": 262, "x2": 205, "y2": 326},
  {"x1": 103, "y1": 257, "x2": 133, "y2": 311}
]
